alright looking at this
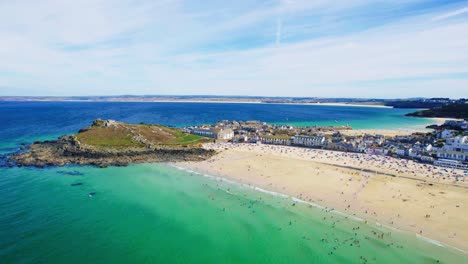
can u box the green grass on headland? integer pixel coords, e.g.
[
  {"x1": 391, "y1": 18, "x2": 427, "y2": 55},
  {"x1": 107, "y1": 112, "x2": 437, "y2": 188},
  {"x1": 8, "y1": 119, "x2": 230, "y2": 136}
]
[
  {"x1": 76, "y1": 120, "x2": 209, "y2": 149},
  {"x1": 76, "y1": 126, "x2": 141, "y2": 148}
]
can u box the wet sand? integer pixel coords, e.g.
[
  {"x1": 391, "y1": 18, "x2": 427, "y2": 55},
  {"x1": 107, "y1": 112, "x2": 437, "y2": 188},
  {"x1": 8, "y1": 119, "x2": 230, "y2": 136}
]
[{"x1": 180, "y1": 143, "x2": 468, "y2": 252}]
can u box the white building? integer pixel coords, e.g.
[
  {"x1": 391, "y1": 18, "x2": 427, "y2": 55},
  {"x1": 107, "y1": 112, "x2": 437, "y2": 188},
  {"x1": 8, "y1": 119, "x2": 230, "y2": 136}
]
[
  {"x1": 260, "y1": 136, "x2": 291, "y2": 145},
  {"x1": 215, "y1": 129, "x2": 234, "y2": 140},
  {"x1": 396, "y1": 148, "x2": 406, "y2": 156},
  {"x1": 437, "y1": 136, "x2": 468, "y2": 161},
  {"x1": 440, "y1": 129, "x2": 455, "y2": 139},
  {"x1": 192, "y1": 128, "x2": 234, "y2": 140},
  {"x1": 434, "y1": 159, "x2": 468, "y2": 169},
  {"x1": 425, "y1": 144, "x2": 433, "y2": 152},
  {"x1": 292, "y1": 135, "x2": 326, "y2": 147}
]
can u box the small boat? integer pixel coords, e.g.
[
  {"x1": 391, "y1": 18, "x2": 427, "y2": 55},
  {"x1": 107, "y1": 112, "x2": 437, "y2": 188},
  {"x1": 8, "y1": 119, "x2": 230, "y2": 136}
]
[{"x1": 88, "y1": 192, "x2": 96, "y2": 197}]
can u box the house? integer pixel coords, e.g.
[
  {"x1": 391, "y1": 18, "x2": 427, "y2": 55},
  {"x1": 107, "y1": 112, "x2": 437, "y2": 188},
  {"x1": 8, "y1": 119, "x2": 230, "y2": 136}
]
[
  {"x1": 396, "y1": 148, "x2": 406, "y2": 156},
  {"x1": 440, "y1": 129, "x2": 455, "y2": 139},
  {"x1": 425, "y1": 144, "x2": 433, "y2": 152},
  {"x1": 215, "y1": 129, "x2": 234, "y2": 140}
]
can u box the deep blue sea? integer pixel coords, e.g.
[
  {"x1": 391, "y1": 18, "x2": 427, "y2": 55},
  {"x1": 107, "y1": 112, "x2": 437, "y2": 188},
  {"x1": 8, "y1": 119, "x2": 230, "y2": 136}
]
[
  {"x1": 0, "y1": 101, "x2": 432, "y2": 153},
  {"x1": 2, "y1": 101, "x2": 463, "y2": 263}
]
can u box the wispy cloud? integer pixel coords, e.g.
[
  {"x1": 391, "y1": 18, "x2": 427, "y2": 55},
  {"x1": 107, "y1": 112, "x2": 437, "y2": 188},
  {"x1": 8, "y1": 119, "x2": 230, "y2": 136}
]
[
  {"x1": 432, "y1": 6, "x2": 468, "y2": 21},
  {"x1": 275, "y1": 17, "x2": 283, "y2": 45}
]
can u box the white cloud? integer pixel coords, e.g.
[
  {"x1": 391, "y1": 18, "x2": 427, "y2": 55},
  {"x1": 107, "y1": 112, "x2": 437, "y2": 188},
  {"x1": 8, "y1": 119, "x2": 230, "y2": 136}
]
[{"x1": 0, "y1": 0, "x2": 467, "y2": 98}]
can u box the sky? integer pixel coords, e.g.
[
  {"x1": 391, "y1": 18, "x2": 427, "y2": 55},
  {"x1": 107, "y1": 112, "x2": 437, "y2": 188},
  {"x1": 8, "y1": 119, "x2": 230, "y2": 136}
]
[{"x1": 0, "y1": 0, "x2": 467, "y2": 98}]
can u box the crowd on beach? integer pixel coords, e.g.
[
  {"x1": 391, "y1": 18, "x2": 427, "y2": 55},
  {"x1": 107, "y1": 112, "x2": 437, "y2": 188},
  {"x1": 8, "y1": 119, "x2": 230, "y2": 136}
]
[
  {"x1": 176, "y1": 141, "x2": 468, "y2": 255},
  {"x1": 203, "y1": 143, "x2": 467, "y2": 184},
  {"x1": 180, "y1": 142, "x2": 468, "y2": 253}
]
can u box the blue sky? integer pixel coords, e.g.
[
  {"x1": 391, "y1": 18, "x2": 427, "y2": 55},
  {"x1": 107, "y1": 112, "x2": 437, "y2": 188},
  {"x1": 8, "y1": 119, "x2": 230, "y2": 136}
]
[{"x1": 0, "y1": 0, "x2": 467, "y2": 98}]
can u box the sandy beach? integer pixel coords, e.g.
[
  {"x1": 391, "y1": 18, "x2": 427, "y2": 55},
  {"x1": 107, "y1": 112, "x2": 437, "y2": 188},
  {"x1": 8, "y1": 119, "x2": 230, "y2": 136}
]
[{"x1": 179, "y1": 143, "x2": 468, "y2": 252}]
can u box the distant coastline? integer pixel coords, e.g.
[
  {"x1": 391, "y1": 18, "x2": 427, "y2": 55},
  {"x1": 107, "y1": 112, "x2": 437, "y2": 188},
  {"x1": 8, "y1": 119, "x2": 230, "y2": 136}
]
[
  {"x1": 302, "y1": 102, "x2": 392, "y2": 108},
  {"x1": 3, "y1": 96, "x2": 465, "y2": 112},
  {"x1": 0, "y1": 98, "x2": 395, "y2": 108},
  {"x1": 0, "y1": 95, "x2": 391, "y2": 107}
]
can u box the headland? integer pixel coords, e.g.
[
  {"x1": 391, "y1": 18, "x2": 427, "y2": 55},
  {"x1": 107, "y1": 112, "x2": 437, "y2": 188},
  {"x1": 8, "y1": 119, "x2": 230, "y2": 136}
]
[{"x1": 9, "y1": 119, "x2": 215, "y2": 167}]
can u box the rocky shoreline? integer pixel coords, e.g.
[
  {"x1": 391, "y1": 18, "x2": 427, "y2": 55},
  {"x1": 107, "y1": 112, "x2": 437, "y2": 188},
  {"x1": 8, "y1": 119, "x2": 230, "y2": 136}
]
[
  {"x1": 7, "y1": 120, "x2": 217, "y2": 168},
  {"x1": 8, "y1": 135, "x2": 216, "y2": 168}
]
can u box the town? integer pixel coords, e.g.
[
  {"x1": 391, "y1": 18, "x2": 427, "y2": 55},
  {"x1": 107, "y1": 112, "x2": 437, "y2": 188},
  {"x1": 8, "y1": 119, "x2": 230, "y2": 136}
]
[{"x1": 184, "y1": 119, "x2": 468, "y2": 170}]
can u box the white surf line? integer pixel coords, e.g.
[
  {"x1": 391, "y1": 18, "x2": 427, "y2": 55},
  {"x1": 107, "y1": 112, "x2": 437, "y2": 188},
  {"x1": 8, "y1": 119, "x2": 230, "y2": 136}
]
[
  {"x1": 171, "y1": 164, "x2": 364, "y2": 221},
  {"x1": 416, "y1": 234, "x2": 446, "y2": 247},
  {"x1": 169, "y1": 164, "x2": 467, "y2": 255},
  {"x1": 171, "y1": 164, "x2": 289, "y2": 199},
  {"x1": 416, "y1": 235, "x2": 468, "y2": 254}
]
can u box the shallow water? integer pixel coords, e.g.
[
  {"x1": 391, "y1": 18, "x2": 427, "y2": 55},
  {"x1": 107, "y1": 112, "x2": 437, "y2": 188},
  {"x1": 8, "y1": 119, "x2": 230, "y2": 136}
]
[
  {"x1": 0, "y1": 164, "x2": 465, "y2": 263},
  {"x1": 0, "y1": 102, "x2": 464, "y2": 263}
]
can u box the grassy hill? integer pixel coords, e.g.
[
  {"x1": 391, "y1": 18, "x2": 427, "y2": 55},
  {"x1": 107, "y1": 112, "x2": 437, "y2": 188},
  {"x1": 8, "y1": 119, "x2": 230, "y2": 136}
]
[
  {"x1": 76, "y1": 120, "x2": 209, "y2": 149},
  {"x1": 406, "y1": 104, "x2": 468, "y2": 119}
]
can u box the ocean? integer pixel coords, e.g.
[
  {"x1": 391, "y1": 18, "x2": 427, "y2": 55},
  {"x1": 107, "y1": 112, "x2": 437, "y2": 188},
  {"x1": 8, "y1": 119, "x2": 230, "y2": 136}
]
[{"x1": 0, "y1": 101, "x2": 464, "y2": 263}]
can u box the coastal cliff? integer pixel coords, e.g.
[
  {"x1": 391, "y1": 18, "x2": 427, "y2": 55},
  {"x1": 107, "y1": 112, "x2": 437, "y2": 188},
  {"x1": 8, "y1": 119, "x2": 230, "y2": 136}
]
[{"x1": 9, "y1": 119, "x2": 215, "y2": 167}]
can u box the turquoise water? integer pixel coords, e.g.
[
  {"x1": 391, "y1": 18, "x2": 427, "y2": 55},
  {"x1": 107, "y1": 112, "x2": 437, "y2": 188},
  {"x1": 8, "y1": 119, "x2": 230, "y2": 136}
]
[
  {"x1": 275, "y1": 113, "x2": 432, "y2": 130},
  {"x1": 0, "y1": 102, "x2": 464, "y2": 263},
  {"x1": 0, "y1": 164, "x2": 465, "y2": 263}
]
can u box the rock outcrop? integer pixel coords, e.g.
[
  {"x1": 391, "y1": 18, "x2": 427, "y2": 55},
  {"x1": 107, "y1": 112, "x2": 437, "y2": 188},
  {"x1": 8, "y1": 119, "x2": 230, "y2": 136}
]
[{"x1": 8, "y1": 120, "x2": 215, "y2": 168}]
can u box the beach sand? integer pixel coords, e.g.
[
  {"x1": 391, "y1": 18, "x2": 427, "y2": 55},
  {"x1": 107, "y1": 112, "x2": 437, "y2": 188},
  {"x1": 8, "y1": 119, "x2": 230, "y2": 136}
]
[{"x1": 179, "y1": 143, "x2": 468, "y2": 252}]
